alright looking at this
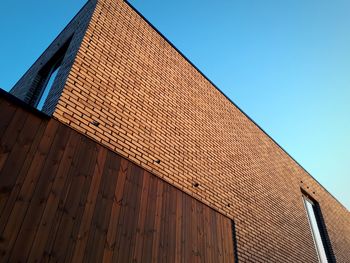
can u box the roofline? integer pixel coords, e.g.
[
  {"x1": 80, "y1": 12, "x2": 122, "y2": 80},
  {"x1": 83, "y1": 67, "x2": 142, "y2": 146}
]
[{"x1": 124, "y1": 0, "x2": 348, "y2": 212}]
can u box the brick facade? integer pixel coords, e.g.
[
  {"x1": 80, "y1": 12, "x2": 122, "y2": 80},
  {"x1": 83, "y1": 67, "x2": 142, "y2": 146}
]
[{"x1": 9, "y1": 0, "x2": 350, "y2": 262}]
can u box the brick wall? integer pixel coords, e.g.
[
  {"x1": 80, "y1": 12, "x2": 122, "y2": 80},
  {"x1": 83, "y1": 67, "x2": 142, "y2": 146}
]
[
  {"x1": 15, "y1": 0, "x2": 350, "y2": 262},
  {"x1": 10, "y1": 0, "x2": 97, "y2": 115}
]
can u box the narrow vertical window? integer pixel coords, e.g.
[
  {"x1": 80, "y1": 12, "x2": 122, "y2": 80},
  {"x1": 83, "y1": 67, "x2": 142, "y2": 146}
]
[
  {"x1": 303, "y1": 194, "x2": 330, "y2": 263},
  {"x1": 32, "y1": 36, "x2": 72, "y2": 111},
  {"x1": 36, "y1": 62, "x2": 61, "y2": 110}
]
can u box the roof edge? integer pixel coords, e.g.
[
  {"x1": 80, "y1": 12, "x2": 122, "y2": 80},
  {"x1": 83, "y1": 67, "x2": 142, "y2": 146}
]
[{"x1": 123, "y1": 0, "x2": 348, "y2": 212}]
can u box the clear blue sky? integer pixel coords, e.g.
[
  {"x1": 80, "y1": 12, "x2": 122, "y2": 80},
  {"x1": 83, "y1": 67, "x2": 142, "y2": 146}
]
[{"x1": 0, "y1": 0, "x2": 349, "y2": 210}]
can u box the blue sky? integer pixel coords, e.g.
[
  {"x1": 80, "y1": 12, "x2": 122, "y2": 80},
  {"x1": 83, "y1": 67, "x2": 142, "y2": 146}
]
[{"x1": 0, "y1": 0, "x2": 349, "y2": 210}]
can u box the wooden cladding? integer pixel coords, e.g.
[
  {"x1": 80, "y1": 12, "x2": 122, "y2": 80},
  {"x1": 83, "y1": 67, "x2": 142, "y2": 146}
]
[{"x1": 0, "y1": 93, "x2": 235, "y2": 262}]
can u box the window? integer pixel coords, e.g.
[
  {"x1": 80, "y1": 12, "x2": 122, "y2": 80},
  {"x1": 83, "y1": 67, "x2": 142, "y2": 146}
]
[
  {"x1": 303, "y1": 194, "x2": 331, "y2": 263},
  {"x1": 32, "y1": 36, "x2": 72, "y2": 111},
  {"x1": 36, "y1": 62, "x2": 61, "y2": 110}
]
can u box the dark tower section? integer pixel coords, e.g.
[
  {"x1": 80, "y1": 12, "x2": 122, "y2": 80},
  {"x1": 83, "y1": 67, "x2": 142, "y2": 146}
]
[{"x1": 10, "y1": 0, "x2": 97, "y2": 115}]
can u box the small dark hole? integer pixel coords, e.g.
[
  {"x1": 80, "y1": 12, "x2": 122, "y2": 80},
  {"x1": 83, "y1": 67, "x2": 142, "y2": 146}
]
[
  {"x1": 193, "y1": 182, "x2": 199, "y2": 187},
  {"x1": 155, "y1": 159, "x2": 160, "y2": 164},
  {"x1": 227, "y1": 203, "x2": 231, "y2": 207},
  {"x1": 300, "y1": 181, "x2": 303, "y2": 183},
  {"x1": 91, "y1": 120, "x2": 100, "y2": 127}
]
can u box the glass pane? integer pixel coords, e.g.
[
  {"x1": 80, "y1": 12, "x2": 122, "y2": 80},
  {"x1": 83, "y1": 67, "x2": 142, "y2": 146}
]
[
  {"x1": 37, "y1": 65, "x2": 60, "y2": 111},
  {"x1": 304, "y1": 198, "x2": 328, "y2": 263}
]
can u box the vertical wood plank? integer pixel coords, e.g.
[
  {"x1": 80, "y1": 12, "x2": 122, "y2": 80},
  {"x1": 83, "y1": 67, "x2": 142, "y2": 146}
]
[
  {"x1": 140, "y1": 175, "x2": 158, "y2": 262},
  {"x1": 124, "y1": 168, "x2": 148, "y2": 262},
  {"x1": 42, "y1": 135, "x2": 84, "y2": 262},
  {"x1": 216, "y1": 211, "x2": 224, "y2": 263},
  {"x1": 0, "y1": 120, "x2": 59, "y2": 262},
  {"x1": 174, "y1": 190, "x2": 183, "y2": 263},
  {"x1": 151, "y1": 179, "x2": 164, "y2": 263},
  {"x1": 9, "y1": 123, "x2": 71, "y2": 262},
  {"x1": 203, "y1": 205, "x2": 212, "y2": 263},
  {"x1": 102, "y1": 158, "x2": 128, "y2": 262},
  {"x1": 0, "y1": 99, "x2": 17, "y2": 139},
  {"x1": 116, "y1": 164, "x2": 143, "y2": 263},
  {"x1": 197, "y1": 202, "x2": 205, "y2": 263},
  {"x1": 0, "y1": 117, "x2": 46, "y2": 234},
  {"x1": 83, "y1": 151, "x2": 121, "y2": 263},
  {"x1": 109, "y1": 161, "x2": 134, "y2": 262},
  {"x1": 66, "y1": 140, "x2": 101, "y2": 261},
  {"x1": 0, "y1": 107, "x2": 28, "y2": 174},
  {"x1": 0, "y1": 114, "x2": 42, "y2": 217},
  {"x1": 157, "y1": 183, "x2": 169, "y2": 263},
  {"x1": 131, "y1": 170, "x2": 150, "y2": 262},
  {"x1": 167, "y1": 186, "x2": 177, "y2": 263},
  {"x1": 210, "y1": 209, "x2": 218, "y2": 261},
  {"x1": 48, "y1": 136, "x2": 97, "y2": 263},
  {"x1": 66, "y1": 146, "x2": 108, "y2": 263},
  {"x1": 182, "y1": 191, "x2": 191, "y2": 262},
  {"x1": 191, "y1": 198, "x2": 199, "y2": 263},
  {"x1": 27, "y1": 130, "x2": 80, "y2": 262},
  {"x1": 227, "y1": 219, "x2": 235, "y2": 262}
]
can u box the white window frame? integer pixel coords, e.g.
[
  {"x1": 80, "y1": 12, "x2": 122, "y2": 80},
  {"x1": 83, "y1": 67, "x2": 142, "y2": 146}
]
[{"x1": 302, "y1": 195, "x2": 329, "y2": 263}]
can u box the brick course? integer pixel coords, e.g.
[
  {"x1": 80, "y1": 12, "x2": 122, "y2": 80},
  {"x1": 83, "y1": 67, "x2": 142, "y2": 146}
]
[{"x1": 10, "y1": 0, "x2": 350, "y2": 262}]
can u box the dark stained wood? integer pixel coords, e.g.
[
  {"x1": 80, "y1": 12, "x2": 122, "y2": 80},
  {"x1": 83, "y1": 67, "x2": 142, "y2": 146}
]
[
  {"x1": 41, "y1": 135, "x2": 84, "y2": 262},
  {"x1": 0, "y1": 107, "x2": 28, "y2": 173},
  {"x1": 48, "y1": 136, "x2": 98, "y2": 263},
  {"x1": 140, "y1": 173, "x2": 159, "y2": 262},
  {"x1": 103, "y1": 158, "x2": 128, "y2": 262},
  {"x1": 115, "y1": 163, "x2": 143, "y2": 263},
  {"x1": 28, "y1": 130, "x2": 81, "y2": 262},
  {"x1": 0, "y1": 113, "x2": 45, "y2": 223},
  {"x1": 151, "y1": 178, "x2": 164, "y2": 263},
  {"x1": 0, "y1": 100, "x2": 18, "y2": 143},
  {"x1": 175, "y1": 189, "x2": 183, "y2": 262},
  {"x1": 0, "y1": 95, "x2": 236, "y2": 262},
  {"x1": 84, "y1": 150, "x2": 121, "y2": 263},
  {"x1": 131, "y1": 169, "x2": 150, "y2": 262},
  {"x1": 9, "y1": 123, "x2": 71, "y2": 263},
  {"x1": 0, "y1": 120, "x2": 59, "y2": 262},
  {"x1": 69, "y1": 146, "x2": 108, "y2": 263}
]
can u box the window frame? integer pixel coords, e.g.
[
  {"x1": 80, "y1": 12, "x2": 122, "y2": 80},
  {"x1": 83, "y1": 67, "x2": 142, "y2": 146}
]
[
  {"x1": 302, "y1": 191, "x2": 334, "y2": 263},
  {"x1": 31, "y1": 36, "x2": 73, "y2": 111},
  {"x1": 35, "y1": 59, "x2": 62, "y2": 110}
]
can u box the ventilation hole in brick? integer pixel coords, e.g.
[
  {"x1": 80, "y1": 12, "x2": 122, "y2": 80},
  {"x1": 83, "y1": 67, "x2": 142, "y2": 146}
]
[
  {"x1": 193, "y1": 182, "x2": 199, "y2": 188},
  {"x1": 155, "y1": 159, "x2": 160, "y2": 164},
  {"x1": 227, "y1": 203, "x2": 231, "y2": 207},
  {"x1": 300, "y1": 181, "x2": 303, "y2": 183},
  {"x1": 91, "y1": 120, "x2": 100, "y2": 127}
]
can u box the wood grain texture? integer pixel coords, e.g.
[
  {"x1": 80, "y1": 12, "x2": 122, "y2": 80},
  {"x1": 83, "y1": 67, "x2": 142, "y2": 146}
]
[{"x1": 0, "y1": 94, "x2": 235, "y2": 262}]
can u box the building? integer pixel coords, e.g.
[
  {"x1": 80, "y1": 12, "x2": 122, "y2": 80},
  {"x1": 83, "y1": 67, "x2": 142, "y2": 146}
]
[{"x1": 1, "y1": 0, "x2": 349, "y2": 262}]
